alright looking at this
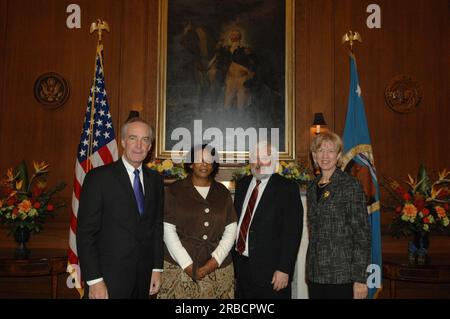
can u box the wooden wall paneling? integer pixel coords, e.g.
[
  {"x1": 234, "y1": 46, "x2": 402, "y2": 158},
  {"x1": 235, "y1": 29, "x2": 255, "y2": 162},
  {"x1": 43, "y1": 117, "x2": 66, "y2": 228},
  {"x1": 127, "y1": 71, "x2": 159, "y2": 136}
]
[
  {"x1": 295, "y1": 0, "x2": 311, "y2": 164},
  {"x1": 418, "y1": 0, "x2": 450, "y2": 170},
  {"x1": 0, "y1": 0, "x2": 78, "y2": 248},
  {"x1": 0, "y1": 0, "x2": 123, "y2": 249},
  {"x1": 117, "y1": 0, "x2": 144, "y2": 128},
  {"x1": 298, "y1": 0, "x2": 334, "y2": 166},
  {"x1": 309, "y1": 0, "x2": 334, "y2": 131},
  {"x1": 143, "y1": 0, "x2": 159, "y2": 128},
  {"x1": 378, "y1": 0, "x2": 449, "y2": 178},
  {"x1": 438, "y1": 0, "x2": 450, "y2": 167},
  {"x1": 0, "y1": 0, "x2": 7, "y2": 114},
  {"x1": 144, "y1": 0, "x2": 162, "y2": 156}
]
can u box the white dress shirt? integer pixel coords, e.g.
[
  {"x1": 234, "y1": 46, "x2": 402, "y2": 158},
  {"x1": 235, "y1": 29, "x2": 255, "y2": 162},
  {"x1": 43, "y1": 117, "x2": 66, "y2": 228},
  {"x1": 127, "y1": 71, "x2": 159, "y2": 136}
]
[{"x1": 122, "y1": 156, "x2": 145, "y2": 194}]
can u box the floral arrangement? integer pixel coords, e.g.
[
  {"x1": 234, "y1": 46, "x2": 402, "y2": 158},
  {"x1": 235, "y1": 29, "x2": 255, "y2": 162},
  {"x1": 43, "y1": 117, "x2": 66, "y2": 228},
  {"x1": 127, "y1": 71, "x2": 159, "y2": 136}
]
[
  {"x1": 0, "y1": 161, "x2": 66, "y2": 234},
  {"x1": 146, "y1": 159, "x2": 187, "y2": 180},
  {"x1": 233, "y1": 161, "x2": 312, "y2": 185},
  {"x1": 383, "y1": 165, "x2": 450, "y2": 238}
]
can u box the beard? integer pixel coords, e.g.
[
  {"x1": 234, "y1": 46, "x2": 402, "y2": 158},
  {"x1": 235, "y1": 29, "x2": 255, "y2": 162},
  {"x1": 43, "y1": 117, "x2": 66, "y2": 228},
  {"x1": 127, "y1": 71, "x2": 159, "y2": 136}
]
[{"x1": 251, "y1": 162, "x2": 277, "y2": 180}]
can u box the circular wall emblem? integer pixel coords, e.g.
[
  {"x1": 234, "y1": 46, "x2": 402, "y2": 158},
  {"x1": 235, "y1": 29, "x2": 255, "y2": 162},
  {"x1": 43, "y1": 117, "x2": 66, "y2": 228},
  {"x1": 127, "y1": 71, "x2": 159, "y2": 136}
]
[
  {"x1": 384, "y1": 75, "x2": 422, "y2": 114},
  {"x1": 34, "y1": 72, "x2": 70, "y2": 109}
]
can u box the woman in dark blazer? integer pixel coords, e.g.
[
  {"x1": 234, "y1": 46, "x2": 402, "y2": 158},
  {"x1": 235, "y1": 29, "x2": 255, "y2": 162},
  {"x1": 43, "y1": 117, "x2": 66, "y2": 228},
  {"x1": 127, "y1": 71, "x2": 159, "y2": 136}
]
[
  {"x1": 306, "y1": 131, "x2": 371, "y2": 299},
  {"x1": 157, "y1": 145, "x2": 237, "y2": 298}
]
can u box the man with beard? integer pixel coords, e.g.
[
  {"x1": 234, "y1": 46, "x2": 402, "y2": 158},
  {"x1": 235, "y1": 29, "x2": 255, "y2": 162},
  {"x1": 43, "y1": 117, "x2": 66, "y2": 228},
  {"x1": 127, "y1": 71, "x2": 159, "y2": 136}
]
[{"x1": 233, "y1": 141, "x2": 303, "y2": 299}]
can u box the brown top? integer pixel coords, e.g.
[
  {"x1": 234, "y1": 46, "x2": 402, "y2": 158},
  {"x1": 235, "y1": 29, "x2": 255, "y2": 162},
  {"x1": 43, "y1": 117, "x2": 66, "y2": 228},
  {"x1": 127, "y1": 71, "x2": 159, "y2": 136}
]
[{"x1": 164, "y1": 176, "x2": 237, "y2": 268}]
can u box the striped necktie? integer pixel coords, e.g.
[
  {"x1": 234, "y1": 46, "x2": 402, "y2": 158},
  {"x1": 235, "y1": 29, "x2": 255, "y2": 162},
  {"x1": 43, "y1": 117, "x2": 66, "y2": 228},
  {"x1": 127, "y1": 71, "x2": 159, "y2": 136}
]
[{"x1": 236, "y1": 179, "x2": 261, "y2": 254}]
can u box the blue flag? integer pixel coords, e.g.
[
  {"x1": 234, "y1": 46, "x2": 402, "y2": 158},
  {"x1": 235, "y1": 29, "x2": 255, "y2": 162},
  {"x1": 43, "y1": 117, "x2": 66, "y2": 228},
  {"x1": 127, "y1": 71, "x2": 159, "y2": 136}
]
[{"x1": 341, "y1": 54, "x2": 382, "y2": 299}]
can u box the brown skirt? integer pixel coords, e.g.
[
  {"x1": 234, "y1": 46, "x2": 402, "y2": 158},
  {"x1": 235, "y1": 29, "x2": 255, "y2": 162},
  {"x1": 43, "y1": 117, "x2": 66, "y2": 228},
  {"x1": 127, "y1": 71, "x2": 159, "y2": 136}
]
[{"x1": 157, "y1": 260, "x2": 235, "y2": 299}]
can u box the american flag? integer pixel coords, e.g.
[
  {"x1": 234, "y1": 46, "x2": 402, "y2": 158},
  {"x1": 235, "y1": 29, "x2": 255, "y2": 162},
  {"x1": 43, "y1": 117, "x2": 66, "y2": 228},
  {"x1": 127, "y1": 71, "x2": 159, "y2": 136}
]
[{"x1": 67, "y1": 44, "x2": 118, "y2": 298}]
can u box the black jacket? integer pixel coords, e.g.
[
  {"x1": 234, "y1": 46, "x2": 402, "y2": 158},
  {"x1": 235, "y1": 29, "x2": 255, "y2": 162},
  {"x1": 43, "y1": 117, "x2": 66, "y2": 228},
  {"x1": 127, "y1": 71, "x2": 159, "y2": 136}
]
[
  {"x1": 77, "y1": 159, "x2": 164, "y2": 298},
  {"x1": 233, "y1": 174, "x2": 303, "y2": 286},
  {"x1": 306, "y1": 169, "x2": 371, "y2": 284}
]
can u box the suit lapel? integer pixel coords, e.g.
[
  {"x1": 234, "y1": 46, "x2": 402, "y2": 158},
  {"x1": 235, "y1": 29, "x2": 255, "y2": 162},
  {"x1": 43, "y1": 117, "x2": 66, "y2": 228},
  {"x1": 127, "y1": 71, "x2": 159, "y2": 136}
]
[
  {"x1": 309, "y1": 176, "x2": 319, "y2": 204},
  {"x1": 252, "y1": 174, "x2": 276, "y2": 220},
  {"x1": 142, "y1": 168, "x2": 154, "y2": 217},
  {"x1": 308, "y1": 178, "x2": 318, "y2": 213}
]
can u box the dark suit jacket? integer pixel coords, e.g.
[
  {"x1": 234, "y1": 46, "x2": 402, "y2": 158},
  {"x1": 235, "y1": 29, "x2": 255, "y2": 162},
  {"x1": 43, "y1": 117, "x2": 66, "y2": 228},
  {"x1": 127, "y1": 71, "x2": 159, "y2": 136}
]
[
  {"x1": 77, "y1": 159, "x2": 164, "y2": 298},
  {"x1": 306, "y1": 168, "x2": 371, "y2": 284},
  {"x1": 233, "y1": 174, "x2": 303, "y2": 286}
]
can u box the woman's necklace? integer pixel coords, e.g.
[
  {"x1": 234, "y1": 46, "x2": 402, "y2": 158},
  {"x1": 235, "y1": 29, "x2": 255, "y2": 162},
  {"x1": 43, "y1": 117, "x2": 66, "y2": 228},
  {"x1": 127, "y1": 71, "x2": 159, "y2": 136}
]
[{"x1": 318, "y1": 180, "x2": 330, "y2": 188}]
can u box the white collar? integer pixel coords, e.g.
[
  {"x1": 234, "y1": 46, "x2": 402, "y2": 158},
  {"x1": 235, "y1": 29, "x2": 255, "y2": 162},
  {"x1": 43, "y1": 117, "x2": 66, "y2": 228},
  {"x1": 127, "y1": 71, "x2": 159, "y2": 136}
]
[
  {"x1": 252, "y1": 174, "x2": 271, "y2": 186},
  {"x1": 121, "y1": 155, "x2": 143, "y2": 174}
]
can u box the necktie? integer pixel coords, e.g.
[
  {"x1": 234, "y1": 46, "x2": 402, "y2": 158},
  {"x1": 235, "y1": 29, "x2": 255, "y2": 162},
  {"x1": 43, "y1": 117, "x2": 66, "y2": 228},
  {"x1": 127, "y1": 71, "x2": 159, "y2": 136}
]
[
  {"x1": 133, "y1": 169, "x2": 145, "y2": 215},
  {"x1": 236, "y1": 179, "x2": 261, "y2": 254}
]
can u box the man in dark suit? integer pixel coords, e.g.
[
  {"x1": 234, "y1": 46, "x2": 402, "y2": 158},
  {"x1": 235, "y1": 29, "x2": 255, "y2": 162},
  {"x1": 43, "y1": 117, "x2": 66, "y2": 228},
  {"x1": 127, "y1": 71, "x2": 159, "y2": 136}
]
[
  {"x1": 233, "y1": 141, "x2": 303, "y2": 299},
  {"x1": 77, "y1": 118, "x2": 164, "y2": 299}
]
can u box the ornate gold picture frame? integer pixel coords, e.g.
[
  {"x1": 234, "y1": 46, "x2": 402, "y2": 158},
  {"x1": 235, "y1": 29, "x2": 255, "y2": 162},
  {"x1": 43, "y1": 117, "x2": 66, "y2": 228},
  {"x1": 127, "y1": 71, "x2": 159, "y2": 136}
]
[{"x1": 156, "y1": 0, "x2": 295, "y2": 161}]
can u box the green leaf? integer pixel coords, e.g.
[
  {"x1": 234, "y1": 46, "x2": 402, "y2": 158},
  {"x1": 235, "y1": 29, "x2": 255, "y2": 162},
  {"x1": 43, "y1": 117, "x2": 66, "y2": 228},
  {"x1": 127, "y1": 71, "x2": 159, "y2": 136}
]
[
  {"x1": 416, "y1": 164, "x2": 431, "y2": 195},
  {"x1": 16, "y1": 161, "x2": 29, "y2": 192}
]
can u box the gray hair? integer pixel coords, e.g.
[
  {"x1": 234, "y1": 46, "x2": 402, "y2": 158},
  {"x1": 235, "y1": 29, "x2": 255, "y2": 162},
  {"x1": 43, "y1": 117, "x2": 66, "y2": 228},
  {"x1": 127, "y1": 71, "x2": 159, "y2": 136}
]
[
  {"x1": 121, "y1": 118, "x2": 154, "y2": 141},
  {"x1": 249, "y1": 140, "x2": 278, "y2": 164}
]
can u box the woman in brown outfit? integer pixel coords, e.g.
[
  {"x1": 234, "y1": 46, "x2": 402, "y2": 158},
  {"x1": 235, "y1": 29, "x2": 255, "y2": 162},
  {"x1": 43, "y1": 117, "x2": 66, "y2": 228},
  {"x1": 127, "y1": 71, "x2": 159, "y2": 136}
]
[{"x1": 157, "y1": 145, "x2": 237, "y2": 298}]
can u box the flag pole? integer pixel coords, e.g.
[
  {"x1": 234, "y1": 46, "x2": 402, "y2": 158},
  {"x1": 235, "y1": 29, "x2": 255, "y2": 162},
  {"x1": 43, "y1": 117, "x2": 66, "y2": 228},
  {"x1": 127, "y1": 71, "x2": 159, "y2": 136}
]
[{"x1": 86, "y1": 20, "x2": 110, "y2": 172}]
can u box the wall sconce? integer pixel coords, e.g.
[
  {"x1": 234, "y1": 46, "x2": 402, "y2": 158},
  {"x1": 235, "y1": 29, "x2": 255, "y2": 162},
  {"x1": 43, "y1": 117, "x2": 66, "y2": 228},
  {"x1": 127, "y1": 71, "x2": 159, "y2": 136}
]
[{"x1": 312, "y1": 113, "x2": 326, "y2": 134}]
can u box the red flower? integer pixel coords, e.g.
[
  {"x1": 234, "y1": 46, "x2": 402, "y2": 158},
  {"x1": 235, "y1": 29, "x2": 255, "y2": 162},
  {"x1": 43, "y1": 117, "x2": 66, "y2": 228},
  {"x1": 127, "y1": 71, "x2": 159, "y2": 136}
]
[
  {"x1": 31, "y1": 186, "x2": 43, "y2": 197},
  {"x1": 6, "y1": 197, "x2": 16, "y2": 206},
  {"x1": 423, "y1": 217, "x2": 430, "y2": 224},
  {"x1": 402, "y1": 193, "x2": 412, "y2": 201},
  {"x1": 33, "y1": 202, "x2": 41, "y2": 209},
  {"x1": 422, "y1": 208, "x2": 430, "y2": 216},
  {"x1": 394, "y1": 188, "x2": 406, "y2": 198},
  {"x1": 12, "y1": 208, "x2": 19, "y2": 217},
  {"x1": 413, "y1": 198, "x2": 425, "y2": 211},
  {"x1": 46, "y1": 204, "x2": 54, "y2": 212}
]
